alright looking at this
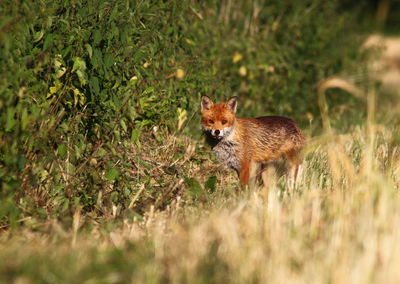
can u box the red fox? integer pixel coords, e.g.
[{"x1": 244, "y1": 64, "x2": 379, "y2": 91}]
[{"x1": 201, "y1": 96, "x2": 305, "y2": 186}]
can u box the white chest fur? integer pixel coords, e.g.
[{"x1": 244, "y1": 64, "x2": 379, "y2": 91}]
[{"x1": 213, "y1": 139, "x2": 240, "y2": 172}]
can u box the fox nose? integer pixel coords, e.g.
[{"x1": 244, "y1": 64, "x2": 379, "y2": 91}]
[{"x1": 214, "y1": 130, "x2": 220, "y2": 135}]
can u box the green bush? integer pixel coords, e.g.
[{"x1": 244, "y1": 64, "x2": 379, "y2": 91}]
[{"x1": 0, "y1": 0, "x2": 364, "y2": 225}]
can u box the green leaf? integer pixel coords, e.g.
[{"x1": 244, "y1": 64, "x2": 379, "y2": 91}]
[
  {"x1": 106, "y1": 168, "x2": 120, "y2": 181},
  {"x1": 96, "y1": 148, "x2": 106, "y2": 158},
  {"x1": 67, "y1": 163, "x2": 75, "y2": 175},
  {"x1": 72, "y1": 57, "x2": 87, "y2": 86},
  {"x1": 5, "y1": 107, "x2": 16, "y2": 132},
  {"x1": 89, "y1": 76, "x2": 100, "y2": 95},
  {"x1": 62, "y1": 45, "x2": 73, "y2": 57},
  {"x1": 185, "y1": 177, "x2": 203, "y2": 197},
  {"x1": 205, "y1": 176, "x2": 217, "y2": 192},
  {"x1": 137, "y1": 158, "x2": 152, "y2": 170},
  {"x1": 91, "y1": 48, "x2": 103, "y2": 69},
  {"x1": 144, "y1": 87, "x2": 154, "y2": 95},
  {"x1": 33, "y1": 30, "x2": 44, "y2": 43},
  {"x1": 17, "y1": 155, "x2": 26, "y2": 171},
  {"x1": 72, "y1": 57, "x2": 86, "y2": 71},
  {"x1": 93, "y1": 29, "x2": 102, "y2": 46},
  {"x1": 163, "y1": 165, "x2": 177, "y2": 175},
  {"x1": 20, "y1": 108, "x2": 29, "y2": 130},
  {"x1": 120, "y1": 119, "x2": 127, "y2": 132},
  {"x1": 73, "y1": 88, "x2": 86, "y2": 106},
  {"x1": 131, "y1": 129, "x2": 140, "y2": 147},
  {"x1": 85, "y1": 43, "x2": 93, "y2": 58},
  {"x1": 58, "y1": 144, "x2": 68, "y2": 158},
  {"x1": 43, "y1": 33, "x2": 54, "y2": 49},
  {"x1": 104, "y1": 53, "x2": 115, "y2": 68}
]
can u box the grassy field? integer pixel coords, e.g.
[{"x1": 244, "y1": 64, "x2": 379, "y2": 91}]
[
  {"x1": 2, "y1": 118, "x2": 400, "y2": 283},
  {"x1": 2, "y1": 0, "x2": 400, "y2": 283}
]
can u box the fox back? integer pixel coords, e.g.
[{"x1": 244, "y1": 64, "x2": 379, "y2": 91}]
[{"x1": 200, "y1": 96, "x2": 305, "y2": 185}]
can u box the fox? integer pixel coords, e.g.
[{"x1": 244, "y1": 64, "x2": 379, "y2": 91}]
[{"x1": 201, "y1": 95, "x2": 305, "y2": 186}]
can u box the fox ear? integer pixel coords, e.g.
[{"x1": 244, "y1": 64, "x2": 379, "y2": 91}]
[
  {"x1": 226, "y1": 96, "x2": 238, "y2": 113},
  {"x1": 201, "y1": 96, "x2": 213, "y2": 111}
]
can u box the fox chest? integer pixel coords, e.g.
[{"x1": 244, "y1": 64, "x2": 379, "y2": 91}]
[{"x1": 212, "y1": 140, "x2": 240, "y2": 172}]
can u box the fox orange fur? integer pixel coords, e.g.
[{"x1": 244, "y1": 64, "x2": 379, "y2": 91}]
[{"x1": 201, "y1": 96, "x2": 305, "y2": 186}]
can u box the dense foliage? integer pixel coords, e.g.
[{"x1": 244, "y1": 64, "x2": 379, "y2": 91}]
[{"x1": 0, "y1": 0, "x2": 364, "y2": 225}]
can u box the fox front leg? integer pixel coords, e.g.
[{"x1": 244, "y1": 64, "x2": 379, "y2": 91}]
[{"x1": 239, "y1": 159, "x2": 251, "y2": 186}]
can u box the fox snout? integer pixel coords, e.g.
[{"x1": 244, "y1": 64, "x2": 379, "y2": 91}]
[
  {"x1": 209, "y1": 127, "x2": 232, "y2": 139},
  {"x1": 209, "y1": 128, "x2": 222, "y2": 139},
  {"x1": 202, "y1": 125, "x2": 228, "y2": 139}
]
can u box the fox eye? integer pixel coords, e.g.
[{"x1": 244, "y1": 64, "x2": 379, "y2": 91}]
[
  {"x1": 208, "y1": 119, "x2": 214, "y2": 124},
  {"x1": 221, "y1": 120, "x2": 227, "y2": 125}
]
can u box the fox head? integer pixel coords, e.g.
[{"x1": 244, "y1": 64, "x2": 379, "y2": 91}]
[{"x1": 200, "y1": 96, "x2": 237, "y2": 139}]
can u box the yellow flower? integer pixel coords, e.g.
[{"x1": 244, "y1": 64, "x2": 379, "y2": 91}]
[
  {"x1": 176, "y1": 68, "x2": 185, "y2": 79},
  {"x1": 239, "y1": 66, "x2": 247, "y2": 77}
]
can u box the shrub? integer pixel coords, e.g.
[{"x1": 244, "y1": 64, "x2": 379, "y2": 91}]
[{"x1": 0, "y1": 0, "x2": 364, "y2": 225}]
